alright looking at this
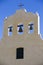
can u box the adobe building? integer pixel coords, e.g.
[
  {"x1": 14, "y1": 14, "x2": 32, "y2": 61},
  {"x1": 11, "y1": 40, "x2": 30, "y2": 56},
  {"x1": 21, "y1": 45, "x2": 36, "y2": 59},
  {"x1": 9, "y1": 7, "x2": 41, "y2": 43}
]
[{"x1": 0, "y1": 8, "x2": 43, "y2": 65}]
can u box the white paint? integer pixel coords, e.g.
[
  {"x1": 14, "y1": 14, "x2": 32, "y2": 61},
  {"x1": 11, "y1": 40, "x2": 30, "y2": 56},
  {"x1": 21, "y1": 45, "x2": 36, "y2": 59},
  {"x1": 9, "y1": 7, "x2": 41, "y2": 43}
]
[
  {"x1": 24, "y1": 9, "x2": 27, "y2": 12},
  {"x1": 36, "y1": 12, "x2": 43, "y2": 40},
  {"x1": 5, "y1": 17, "x2": 8, "y2": 20},
  {"x1": 36, "y1": 12, "x2": 40, "y2": 35},
  {"x1": 40, "y1": 34, "x2": 43, "y2": 40}
]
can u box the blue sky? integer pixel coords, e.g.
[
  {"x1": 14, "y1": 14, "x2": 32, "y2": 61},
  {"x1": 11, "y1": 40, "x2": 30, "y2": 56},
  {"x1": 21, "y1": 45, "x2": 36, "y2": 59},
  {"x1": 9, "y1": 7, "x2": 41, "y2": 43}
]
[{"x1": 0, "y1": 0, "x2": 43, "y2": 39}]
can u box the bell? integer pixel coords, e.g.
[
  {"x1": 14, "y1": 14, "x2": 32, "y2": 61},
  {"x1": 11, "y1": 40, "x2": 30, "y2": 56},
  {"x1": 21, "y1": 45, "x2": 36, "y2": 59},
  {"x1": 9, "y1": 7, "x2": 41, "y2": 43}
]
[
  {"x1": 30, "y1": 26, "x2": 33, "y2": 30},
  {"x1": 9, "y1": 28, "x2": 12, "y2": 32},
  {"x1": 18, "y1": 27, "x2": 23, "y2": 32}
]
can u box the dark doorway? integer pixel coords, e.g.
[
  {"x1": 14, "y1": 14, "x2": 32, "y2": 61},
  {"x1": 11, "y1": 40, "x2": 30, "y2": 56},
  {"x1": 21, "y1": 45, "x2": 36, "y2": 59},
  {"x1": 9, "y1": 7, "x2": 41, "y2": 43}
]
[{"x1": 16, "y1": 47, "x2": 24, "y2": 59}]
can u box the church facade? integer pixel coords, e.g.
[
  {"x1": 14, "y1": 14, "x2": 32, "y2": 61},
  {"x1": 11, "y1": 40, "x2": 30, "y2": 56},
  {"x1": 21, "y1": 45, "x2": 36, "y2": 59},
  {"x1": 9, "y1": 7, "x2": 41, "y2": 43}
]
[{"x1": 0, "y1": 9, "x2": 43, "y2": 65}]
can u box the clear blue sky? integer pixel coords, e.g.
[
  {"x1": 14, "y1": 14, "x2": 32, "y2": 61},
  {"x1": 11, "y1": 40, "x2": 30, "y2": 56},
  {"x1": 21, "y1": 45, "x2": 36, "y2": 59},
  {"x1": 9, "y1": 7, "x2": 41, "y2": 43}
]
[{"x1": 0, "y1": 0, "x2": 43, "y2": 39}]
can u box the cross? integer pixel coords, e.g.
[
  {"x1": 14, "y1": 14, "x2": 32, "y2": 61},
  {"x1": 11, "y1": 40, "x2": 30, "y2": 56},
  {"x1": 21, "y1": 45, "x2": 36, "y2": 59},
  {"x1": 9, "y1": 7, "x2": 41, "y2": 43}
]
[{"x1": 18, "y1": 3, "x2": 24, "y2": 9}]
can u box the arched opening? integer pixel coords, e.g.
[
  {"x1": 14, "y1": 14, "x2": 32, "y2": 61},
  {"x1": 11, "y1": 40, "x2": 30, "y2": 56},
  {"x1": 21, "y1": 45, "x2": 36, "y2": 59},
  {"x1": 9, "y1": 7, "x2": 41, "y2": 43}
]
[
  {"x1": 28, "y1": 22, "x2": 34, "y2": 34},
  {"x1": 17, "y1": 24, "x2": 24, "y2": 35},
  {"x1": 8, "y1": 25, "x2": 13, "y2": 36}
]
